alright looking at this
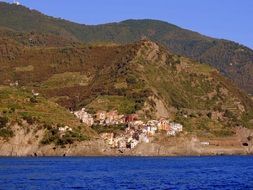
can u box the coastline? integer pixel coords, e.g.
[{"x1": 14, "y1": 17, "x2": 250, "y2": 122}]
[
  {"x1": 1, "y1": 126, "x2": 252, "y2": 157},
  {"x1": 0, "y1": 139, "x2": 252, "y2": 157}
]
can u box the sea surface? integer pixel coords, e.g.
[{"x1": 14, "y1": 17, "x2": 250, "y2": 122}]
[{"x1": 0, "y1": 156, "x2": 253, "y2": 190}]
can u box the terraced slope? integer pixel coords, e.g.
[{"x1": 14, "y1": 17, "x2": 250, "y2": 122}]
[
  {"x1": 1, "y1": 2, "x2": 253, "y2": 93},
  {"x1": 0, "y1": 38, "x2": 252, "y2": 139}
]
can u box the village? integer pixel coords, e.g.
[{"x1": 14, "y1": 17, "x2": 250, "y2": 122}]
[{"x1": 73, "y1": 108, "x2": 183, "y2": 151}]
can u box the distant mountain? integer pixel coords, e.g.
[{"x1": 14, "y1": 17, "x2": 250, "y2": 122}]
[{"x1": 0, "y1": 2, "x2": 253, "y2": 93}]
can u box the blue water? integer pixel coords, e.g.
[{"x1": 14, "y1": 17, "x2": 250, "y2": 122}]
[{"x1": 0, "y1": 156, "x2": 253, "y2": 190}]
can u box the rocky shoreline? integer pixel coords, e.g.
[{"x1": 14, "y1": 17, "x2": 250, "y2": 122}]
[
  {"x1": 1, "y1": 125, "x2": 252, "y2": 157},
  {"x1": 0, "y1": 138, "x2": 252, "y2": 157}
]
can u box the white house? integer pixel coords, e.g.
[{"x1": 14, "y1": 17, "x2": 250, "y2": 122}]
[
  {"x1": 59, "y1": 126, "x2": 72, "y2": 132},
  {"x1": 13, "y1": 1, "x2": 20, "y2": 5},
  {"x1": 167, "y1": 122, "x2": 183, "y2": 136},
  {"x1": 130, "y1": 139, "x2": 139, "y2": 149},
  {"x1": 74, "y1": 108, "x2": 94, "y2": 126},
  {"x1": 200, "y1": 142, "x2": 210, "y2": 146}
]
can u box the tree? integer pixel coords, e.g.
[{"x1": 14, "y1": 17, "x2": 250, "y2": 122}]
[{"x1": 0, "y1": 116, "x2": 9, "y2": 128}]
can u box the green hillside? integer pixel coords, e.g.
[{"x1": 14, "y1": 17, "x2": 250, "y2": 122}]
[
  {"x1": 1, "y1": 2, "x2": 253, "y2": 93},
  {"x1": 0, "y1": 2, "x2": 253, "y2": 146},
  {"x1": 0, "y1": 86, "x2": 93, "y2": 145},
  {"x1": 0, "y1": 37, "x2": 252, "y2": 139}
]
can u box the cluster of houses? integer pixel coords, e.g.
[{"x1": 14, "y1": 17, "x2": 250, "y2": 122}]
[
  {"x1": 73, "y1": 108, "x2": 183, "y2": 151},
  {"x1": 73, "y1": 108, "x2": 137, "y2": 126},
  {"x1": 73, "y1": 108, "x2": 94, "y2": 126}
]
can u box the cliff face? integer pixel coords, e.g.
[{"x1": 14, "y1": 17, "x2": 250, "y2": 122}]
[
  {"x1": 0, "y1": 124, "x2": 114, "y2": 156},
  {"x1": 0, "y1": 139, "x2": 116, "y2": 157}
]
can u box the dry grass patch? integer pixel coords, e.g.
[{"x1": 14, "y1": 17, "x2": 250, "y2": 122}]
[{"x1": 15, "y1": 65, "x2": 34, "y2": 72}]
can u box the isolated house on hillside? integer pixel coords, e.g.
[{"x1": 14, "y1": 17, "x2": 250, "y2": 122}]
[{"x1": 13, "y1": 1, "x2": 20, "y2": 5}]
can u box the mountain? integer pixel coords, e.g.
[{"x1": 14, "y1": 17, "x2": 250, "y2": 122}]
[
  {"x1": 0, "y1": 2, "x2": 253, "y2": 156},
  {"x1": 0, "y1": 2, "x2": 253, "y2": 94},
  {"x1": 1, "y1": 37, "x2": 253, "y2": 132},
  {"x1": 0, "y1": 38, "x2": 253, "y2": 155}
]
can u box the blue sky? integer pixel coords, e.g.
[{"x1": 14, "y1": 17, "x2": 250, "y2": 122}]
[{"x1": 2, "y1": 0, "x2": 253, "y2": 49}]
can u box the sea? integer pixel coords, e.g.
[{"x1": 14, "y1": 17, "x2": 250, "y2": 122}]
[{"x1": 0, "y1": 156, "x2": 252, "y2": 190}]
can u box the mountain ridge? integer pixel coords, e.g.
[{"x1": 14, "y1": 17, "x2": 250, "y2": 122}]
[
  {"x1": 1, "y1": 2, "x2": 253, "y2": 94},
  {"x1": 0, "y1": 36, "x2": 253, "y2": 155},
  {"x1": 1, "y1": 2, "x2": 253, "y2": 156},
  {"x1": 1, "y1": 37, "x2": 252, "y2": 128}
]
